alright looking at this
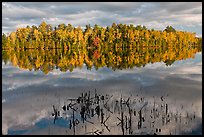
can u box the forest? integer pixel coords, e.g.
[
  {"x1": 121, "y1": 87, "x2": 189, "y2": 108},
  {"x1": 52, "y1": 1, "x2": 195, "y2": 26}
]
[
  {"x1": 2, "y1": 22, "x2": 202, "y2": 74},
  {"x1": 2, "y1": 22, "x2": 202, "y2": 50}
]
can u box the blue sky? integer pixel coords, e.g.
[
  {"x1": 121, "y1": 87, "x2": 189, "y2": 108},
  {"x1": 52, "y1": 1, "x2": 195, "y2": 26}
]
[{"x1": 2, "y1": 2, "x2": 202, "y2": 37}]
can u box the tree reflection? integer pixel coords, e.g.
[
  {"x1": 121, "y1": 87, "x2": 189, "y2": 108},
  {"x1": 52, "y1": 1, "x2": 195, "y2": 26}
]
[
  {"x1": 2, "y1": 42, "x2": 201, "y2": 74},
  {"x1": 2, "y1": 22, "x2": 202, "y2": 74}
]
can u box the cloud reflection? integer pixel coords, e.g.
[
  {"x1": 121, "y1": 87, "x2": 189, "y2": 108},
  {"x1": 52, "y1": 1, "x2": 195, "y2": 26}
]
[{"x1": 2, "y1": 52, "x2": 202, "y2": 134}]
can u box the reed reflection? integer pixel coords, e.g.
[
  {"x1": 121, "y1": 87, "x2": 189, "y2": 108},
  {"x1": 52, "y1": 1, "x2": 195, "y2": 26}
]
[{"x1": 51, "y1": 90, "x2": 201, "y2": 135}]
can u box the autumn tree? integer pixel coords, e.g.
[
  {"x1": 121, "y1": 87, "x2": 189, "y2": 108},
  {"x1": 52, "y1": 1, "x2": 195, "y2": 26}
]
[{"x1": 164, "y1": 26, "x2": 176, "y2": 33}]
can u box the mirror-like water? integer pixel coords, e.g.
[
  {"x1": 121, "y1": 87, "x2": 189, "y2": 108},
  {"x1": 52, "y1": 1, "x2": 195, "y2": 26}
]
[{"x1": 2, "y1": 47, "x2": 202, "y2": 135}]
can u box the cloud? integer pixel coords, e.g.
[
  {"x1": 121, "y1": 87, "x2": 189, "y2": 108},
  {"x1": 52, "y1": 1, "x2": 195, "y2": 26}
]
[
  {"x1": 2, "y1": 2, "x2": 202, "y2": 36},
  {"x1": 158, "y1": 2, "x2": 201, "y2": 14},
  {"x1": 2, "y1": 3, "x2": 47, "y2": 20}
]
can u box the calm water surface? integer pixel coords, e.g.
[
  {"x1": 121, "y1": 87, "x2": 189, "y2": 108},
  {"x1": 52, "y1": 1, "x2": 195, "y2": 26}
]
[{"x1": 2, "y1": 52, "x2": 202, "y2": 135}]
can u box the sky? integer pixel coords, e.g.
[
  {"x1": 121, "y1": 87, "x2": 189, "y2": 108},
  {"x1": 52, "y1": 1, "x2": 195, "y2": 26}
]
[{"x1": 2, "y1": 2, "x2": 202, "y2": 37}]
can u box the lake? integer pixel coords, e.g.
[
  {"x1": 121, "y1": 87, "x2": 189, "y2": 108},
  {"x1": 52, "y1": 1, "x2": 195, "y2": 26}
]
[{"x1": 2, "y1": 47, "x2": 202, "y2": 135}]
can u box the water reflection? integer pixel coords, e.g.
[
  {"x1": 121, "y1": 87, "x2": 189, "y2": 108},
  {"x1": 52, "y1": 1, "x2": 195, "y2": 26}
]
[
  {"x1": 2, "y1": 44, "x2": 201, "y2": 74},
  {"x1": 49, "y1": 90, "x2": 201, "y2": 135},
  {"x1": 2, "y1": 45, "x2": 202, "y2": 135}
]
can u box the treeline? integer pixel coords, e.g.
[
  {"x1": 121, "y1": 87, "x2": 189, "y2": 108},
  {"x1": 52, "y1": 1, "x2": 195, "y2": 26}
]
[{"x1": 2, "y1": 22, "x2": 202, "y2": 50}]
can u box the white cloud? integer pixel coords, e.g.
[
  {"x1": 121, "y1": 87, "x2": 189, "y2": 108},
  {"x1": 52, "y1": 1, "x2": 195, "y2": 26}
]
[
  {"x1": 2, "y1": 3, "x2": 46, "y2": 19},
  {"x1": 2, "y1": 2, "x2": 202, "y2": 36}
]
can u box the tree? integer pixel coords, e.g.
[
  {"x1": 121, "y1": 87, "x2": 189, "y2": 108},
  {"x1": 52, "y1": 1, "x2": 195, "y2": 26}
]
[
  {"x1": 135, "y1": 25, "x2": 143, "y2": 31},
  {"x1": 2, "y1": 33, "x2": 7, "y2": 49},
  {"x1": 142, "y1": 25, "x2": 147, "y2": 30},
  {"x1": 112, "y1": 23, "x2": 117, "y2": 29},
  {"x1": 58, "y1": 23, "x2": 66, "y2": 30},
  {"x1": 38, "y1": 22, "x2": 47, "y2": 33},
  {"x1": 164, "y1": 26, "x2": 176, "y2": 33},
  {"x1": 67, "y1": 24, "x2": 73, "y2": 32},
  {"x1": 2, "y1": 22, "x2": 201, "y2": 51}
]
